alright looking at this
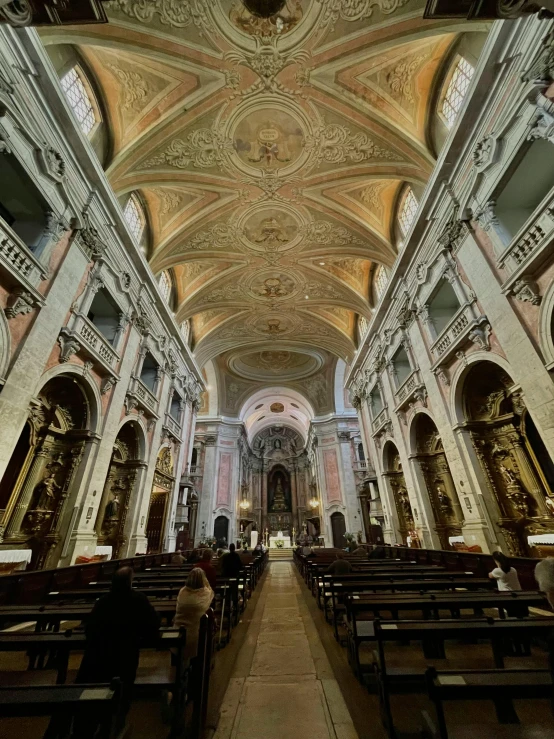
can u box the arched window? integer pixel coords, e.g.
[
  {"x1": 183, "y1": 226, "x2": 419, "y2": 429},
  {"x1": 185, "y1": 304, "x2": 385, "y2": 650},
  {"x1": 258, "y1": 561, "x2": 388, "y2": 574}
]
[
  {"x1": 181, "y1": 319, "x2": 190, "y2": 343},
  {"x1": 398, "y1": 187, "x2": 419, "y2": 237},
  {"x1": 123, "y1": 194, "x2": 145, "y2": 243},
  {"x1": 441, "y1": 56, "x2": 475, "y2": 129},
  {"x1": 60, "y1": 67, "x2": 98, "y2": 136},
  {"x1": 159, "y1": 271, "x2": 172, "y2": 304},
  {"x1": 375, "y1": 265, "x2": 388, "y2": 300}
]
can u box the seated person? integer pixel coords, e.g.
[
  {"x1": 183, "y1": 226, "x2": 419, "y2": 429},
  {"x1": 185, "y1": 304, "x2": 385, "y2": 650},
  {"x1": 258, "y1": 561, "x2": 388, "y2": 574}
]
[
  {"x1": 196, "y1": 548, "x2": 217, "y2": 590},
  {"x1": 326, "y1": 551, "x2": 352, "y2": 575},
  {"x1": 221, "y1": 543, "x2": 243, "y2": 578},
  {"x1": 187, "y1": 548, "x2": 200, "y2": 564},
  {"x1": 174, "y1": 568, "x2": 214, "y2": 661},
  {"x1": 351, "y1": 545, "x2": 368, "y2": 558},
  {"x1": 75, "y1": 567, "x2": 159, "y2": 735},
  {"x1": 368, "y1": 545, "x2": 385, "y2": 559},
  {"x1": 301, "y1": 543, "x2": 314, "y2": 557},
  {"x1": 488, "y1": 551, "x2": 521, "y2": 591},
  {"x1": 171, "y1": 549, "x2": 185, "y2": 565}
]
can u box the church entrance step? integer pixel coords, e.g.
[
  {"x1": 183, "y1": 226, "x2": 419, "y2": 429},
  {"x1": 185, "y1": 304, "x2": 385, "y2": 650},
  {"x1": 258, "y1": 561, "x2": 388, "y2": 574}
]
[{"x1": 268, "y1": 548, "x2": 294, "y2": 561}]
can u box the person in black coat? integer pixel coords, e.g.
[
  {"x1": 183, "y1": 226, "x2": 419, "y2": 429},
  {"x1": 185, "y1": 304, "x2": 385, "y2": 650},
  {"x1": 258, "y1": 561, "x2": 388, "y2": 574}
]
[
  {"x1": 220, "y1": 543, "x2": 243, "y2": 578},
  {"x1": 74, "y1": 567, "x2": 159, "y2": 736}
]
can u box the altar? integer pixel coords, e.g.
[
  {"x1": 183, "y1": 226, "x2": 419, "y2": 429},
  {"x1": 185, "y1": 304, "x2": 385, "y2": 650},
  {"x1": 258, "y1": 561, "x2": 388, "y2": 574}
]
[{"x1": 269, "y1": 531, "x2": 291, "y2": 548}]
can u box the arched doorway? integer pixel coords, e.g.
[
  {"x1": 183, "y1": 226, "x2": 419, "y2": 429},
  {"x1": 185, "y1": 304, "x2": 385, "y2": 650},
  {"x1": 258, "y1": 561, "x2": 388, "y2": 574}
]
[
  {"x1": 0, "y1": 375, "x2": 90, "y2": 568},
  {"x1": 463, "y1": 361, "x2": 554, "y2": 555},
  {"x1": 214, "y1": 515, "x2": 229, "y2": 547},
  {"x1": 412, "y1": 414, "x2": 464, "y2": 549},
  {"x1": 383, "y1": 442, "x2": 414, "y2": 546},
  {"x1": 96, "y1": 422, "x2": 143, "y2": 558},
  {"x1": 145, "y1": 447, "x2": 174, "y2": 553},
  {"x1": 330, "y1": 511, "x2": 346, "y2": 548}
]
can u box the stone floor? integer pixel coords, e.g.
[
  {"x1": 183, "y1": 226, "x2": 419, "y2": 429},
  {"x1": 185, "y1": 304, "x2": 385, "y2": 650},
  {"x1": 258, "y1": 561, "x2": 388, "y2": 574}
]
[{"x1": 213, "y1": 561, "x2": 359, "y2": 739}]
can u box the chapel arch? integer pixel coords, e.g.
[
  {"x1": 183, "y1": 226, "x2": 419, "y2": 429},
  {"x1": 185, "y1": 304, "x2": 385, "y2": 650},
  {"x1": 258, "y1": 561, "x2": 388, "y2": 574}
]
[
  {"x1": 382, "y1": 440, "x2": 414, "y2": 545},
  {"x1": 145, "y1": 446, "x2": 174, "y2": 553},
  {"x1": 411, "y1": 413, "x2": 464, "y2": 549},
  {"x1": 0, "y1": 374, "x2": 92, "y2": 568},
  {"x1": 96, "y1": 421, "x2": 145, "y2": 558},
  {"x1": 462, "y1": 361, "x2": 554, "y2": 555}
]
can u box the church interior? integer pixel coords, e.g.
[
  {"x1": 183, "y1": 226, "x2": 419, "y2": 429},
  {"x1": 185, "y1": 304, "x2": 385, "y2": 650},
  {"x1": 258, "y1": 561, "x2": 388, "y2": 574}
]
[{"x1": 0, "y1": 0, "x2": 554, "y2": 737}]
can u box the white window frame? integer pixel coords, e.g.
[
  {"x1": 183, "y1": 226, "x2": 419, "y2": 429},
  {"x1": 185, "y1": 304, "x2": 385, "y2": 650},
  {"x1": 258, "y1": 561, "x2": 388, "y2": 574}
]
[
  {"x1": 375, "y1": 265, "x2": 388, "y2": 300},
  {"x1": 159, "y1": 271, "x2": 172, "y2": 305},
  {"x1": 60, "y1": 66, "x2": 98, "y2": 136},
  {"x1": 123, "y1": 194, "x2": 145, "y2": 243},
  {"x1": 441, "y1": 56, "x2": 475, "y2": 130},
  {"x1": 398, "y1": 188, "x2": 419, "y2": 238}
]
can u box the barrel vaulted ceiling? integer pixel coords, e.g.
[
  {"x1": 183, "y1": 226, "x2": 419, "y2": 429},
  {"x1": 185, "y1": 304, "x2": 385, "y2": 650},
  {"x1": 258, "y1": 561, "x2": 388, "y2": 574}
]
[{"x1": 40, "y1": 0, "x2": 487, "y2": 415}]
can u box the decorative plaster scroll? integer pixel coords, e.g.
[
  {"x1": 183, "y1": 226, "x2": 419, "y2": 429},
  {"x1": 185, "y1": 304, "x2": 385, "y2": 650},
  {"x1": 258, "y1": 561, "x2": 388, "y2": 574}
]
[
  {"x1": 144, "y1": 128, "x2": 234, "y2": 170},
  {"x1": 106, "y1": 64, "x2": 150, "y2": 111},
  {"x1": 217, "y1": 452, "x2": 232, "y2": 507},
  {"x1": 305, "y1": 124, "x2": 396, "y2": 166},
  {"x1": 323, "y1": 448, "x2": 342, "y2": 504},
  {"x1": 107, "y1": 0, "x2": 214, "y2": 33},
  {"x1": 318, "y1": 0, "x2": 410, "y2": 30}
]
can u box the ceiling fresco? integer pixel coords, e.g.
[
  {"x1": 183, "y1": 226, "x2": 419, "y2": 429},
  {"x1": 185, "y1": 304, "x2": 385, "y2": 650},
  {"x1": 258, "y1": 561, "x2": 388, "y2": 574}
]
[{"x1": 40, "y1": 0, "x2": 487, "y2": 414}]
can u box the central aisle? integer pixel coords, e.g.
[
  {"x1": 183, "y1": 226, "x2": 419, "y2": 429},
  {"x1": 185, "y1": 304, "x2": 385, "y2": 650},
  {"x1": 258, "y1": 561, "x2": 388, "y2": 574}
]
[{"x1": 213, "y1": 562, "x2": 359, "y2": 739}]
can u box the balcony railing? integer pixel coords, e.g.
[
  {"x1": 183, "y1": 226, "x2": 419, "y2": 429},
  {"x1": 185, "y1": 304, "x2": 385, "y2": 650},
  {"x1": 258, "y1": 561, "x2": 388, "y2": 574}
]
[
  {"x1": 75, "y1": 315, "x2": 119, "y2": 369},
  {"x1": 164, "y1": 413, "x2": 182, "y2": 439},
  {"x1": 395, "y1": 370, "x2": 418, "y2": 404},
  {"x1": 497, "y1": 192, "x2": 554, "y2": 278},
  {"x1": 133, "y1": 377, "x2": 158, "y2": 411},
  {"x1": 0, "y1": 218, "x2": 46, "y2": 291},
  {"x1": 371, "y1": 407, "x2": 388, "y2": 434},
  {"x1": 429, "y1": 303, "x2": 489, "y2": 368}
]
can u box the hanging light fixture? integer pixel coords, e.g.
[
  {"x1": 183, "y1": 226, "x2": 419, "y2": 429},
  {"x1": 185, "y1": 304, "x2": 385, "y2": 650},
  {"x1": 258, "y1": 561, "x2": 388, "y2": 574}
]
[
  {"x1": 239, "y1": 497, "x2": 251, "y2": 511},
  {"x1": 308, "y1": 497, "x2": 319, "y2": 510},
  {"x1": 242, "y1": 0, "x2": 286, "y2": 18}
]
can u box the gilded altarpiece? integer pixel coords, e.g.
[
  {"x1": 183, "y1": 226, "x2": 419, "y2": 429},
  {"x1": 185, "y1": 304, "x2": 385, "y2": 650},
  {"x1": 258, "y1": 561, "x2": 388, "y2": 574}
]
[
  {"x1": 414, "y1": 415, "x2": 464, "y2": 549},
  {"x1": 96, "y1": 423, "x2": 143, "y2": 559},
  {"x1": 385, "y1": 449, "x2": 415, "y2": 545},
  {"x1": 465, "y1": 364, "x2": 554, "y2": 556},
  {"x1": 145, "y1": 448, "x2": 174, "y2": 554},
  {"x1": 0, "y1": 377, "x2": 90, "y2": 569}
]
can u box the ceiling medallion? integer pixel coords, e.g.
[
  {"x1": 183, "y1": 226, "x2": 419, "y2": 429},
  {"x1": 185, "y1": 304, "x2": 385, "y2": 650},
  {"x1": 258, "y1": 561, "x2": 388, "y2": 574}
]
[
  {"x1": 242, "y1": 0, "x2": 286, "y2": 19},
  {"x1": 270, "y1": 401, "x2": 285, "y2": 412}
]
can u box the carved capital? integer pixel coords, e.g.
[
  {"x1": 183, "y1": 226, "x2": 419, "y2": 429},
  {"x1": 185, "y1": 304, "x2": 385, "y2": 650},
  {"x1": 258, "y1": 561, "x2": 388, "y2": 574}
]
[
  {"x1": 101, "y1": 376, "x2": 118, "y2": 395},
  {"x1": 473, "y1": 200, "x2": 499, "y2": 232},
  {"x1": 57, "y1": 332, "x2": 80, "y2": 363},
  {"x1": 528, "y1": 93, "x2": 554, "y2": 145},
  {"x1": 124, "y1": 394, "x2": 138, "y2": 415},
  {"x1": 468, "y1": 321, "x2": 492, "y2": 351},
  {"x1": 510, "y1": 275, "x2": 542, "y2": 305},
  {"x1": 5, "y1": 288, "x2": 35, "y2": 319}
]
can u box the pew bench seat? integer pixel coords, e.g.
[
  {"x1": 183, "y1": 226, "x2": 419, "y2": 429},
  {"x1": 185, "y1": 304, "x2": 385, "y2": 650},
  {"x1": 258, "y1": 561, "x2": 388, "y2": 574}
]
[{"x1": 422, "y1": 667, "x2": 554, "y2": 739}]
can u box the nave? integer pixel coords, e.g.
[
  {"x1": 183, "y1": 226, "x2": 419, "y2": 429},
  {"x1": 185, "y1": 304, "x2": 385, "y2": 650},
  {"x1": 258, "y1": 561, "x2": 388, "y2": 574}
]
[{"x1": 213, "y1": 561, "x2": 360, "y2": 739}]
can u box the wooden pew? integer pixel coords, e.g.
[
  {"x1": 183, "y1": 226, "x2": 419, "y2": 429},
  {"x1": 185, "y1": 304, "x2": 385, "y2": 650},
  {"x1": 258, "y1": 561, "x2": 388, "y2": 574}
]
[
  {"x1": 343, "y1": 591, "x2": 549, "y2": 679},
  {"x1": 326, "y1": 578, "x2": 493, "y2": 637},
  {"x1": 422, "y1": 666, "x2": 554, "y2": 739},
  {"x1": 373, "y1": 617, "x2": 554, "y2": 738},
  {"x1": 318, "y1": 570, "x2": 476, "y2": 611},
  {"x1": 0, "y1": 680, "x2": 123, "y2": 738}
]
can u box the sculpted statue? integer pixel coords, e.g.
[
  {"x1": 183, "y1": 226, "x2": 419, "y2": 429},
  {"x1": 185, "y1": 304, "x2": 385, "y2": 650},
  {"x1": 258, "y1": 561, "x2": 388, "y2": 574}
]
[
  {"x1": 105, "y1": 493, "x2": 120, "y2": 521},
  {"x1": 436, "y1": 484, "x2": 451, "y2": 514},
  {"x1": 35, "y1": 471, "x2": 60, "y2": 510}
]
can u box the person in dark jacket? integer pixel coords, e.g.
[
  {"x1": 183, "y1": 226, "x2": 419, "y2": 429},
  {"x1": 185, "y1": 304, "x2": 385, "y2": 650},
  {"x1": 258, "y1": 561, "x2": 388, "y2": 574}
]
[
  {"x1": 75, "y1": 567, "x2": 159, "y2": 736},
  {"x1": 326, "y1": 551, "x2": 352, "y2": 575},
  {"x1": 221, "y1": 543, "x2": 243, "y2": 578}
]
